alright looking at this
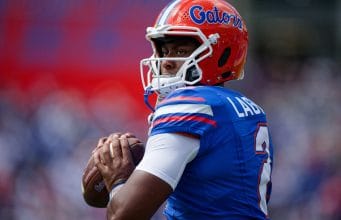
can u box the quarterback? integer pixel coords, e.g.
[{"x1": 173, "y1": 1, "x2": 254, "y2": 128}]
[{"x1": 93, "y1": 0, "x2": 274, "y2": 219}]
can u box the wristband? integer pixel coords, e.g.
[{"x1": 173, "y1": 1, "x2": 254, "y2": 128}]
[{"x1": 109, "y1": 179, "x2": 127, "y2": 200}]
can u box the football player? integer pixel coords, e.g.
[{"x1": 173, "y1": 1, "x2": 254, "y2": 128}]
[{"x1": 94, "y1": 0, "x2": 274, "y2": 219}]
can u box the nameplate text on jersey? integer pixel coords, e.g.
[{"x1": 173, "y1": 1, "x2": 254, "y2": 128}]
[{"x1": 227, "y1": 96, "x2": 264, "y2": 118}]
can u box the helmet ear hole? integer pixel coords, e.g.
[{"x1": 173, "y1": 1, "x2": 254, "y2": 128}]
[
  {"x1": 221, "y1": 71, "x2": 232, "y2": 79},
  {"x1": 218, "y1": 48, "x2": 231, "y2": 67}
]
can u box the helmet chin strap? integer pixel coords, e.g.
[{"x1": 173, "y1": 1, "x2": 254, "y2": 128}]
[{"x1": 144, "y1": 86, "x2": 155, "y2": 112}]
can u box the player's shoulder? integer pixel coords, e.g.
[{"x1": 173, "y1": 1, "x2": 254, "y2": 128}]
[
  {"x1": 158, "y1": 85, "x2": 239, "y2": 107},
  {"x1": 199, "y1": 85, "x2": 260, "y2": 105},
  {"x1": 157, "y1": 86, "x2": 208, "y2": 107},
  {"x1": 153, "y1": 86, "x2": 217, "y2": 123},
  {"x1": 160, "y1": 86, "x2": 266, "y2": 118}
]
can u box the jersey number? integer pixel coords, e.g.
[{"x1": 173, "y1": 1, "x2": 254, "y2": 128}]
[{"x1": 254, "y1": 123, "x2": 271, "y2": 216}]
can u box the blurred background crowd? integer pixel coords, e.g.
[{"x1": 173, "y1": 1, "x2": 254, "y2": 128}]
[{"x1": 0, "y1": 0, "x2": 340, "y2": 219}]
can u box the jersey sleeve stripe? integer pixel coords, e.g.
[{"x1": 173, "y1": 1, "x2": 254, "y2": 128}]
[
  {"x1": 152, "y1": 114, "x2": 217, "y2": 128},
  {"x1": 154, "y1": 103, "x2": 213, "y2": 119}
]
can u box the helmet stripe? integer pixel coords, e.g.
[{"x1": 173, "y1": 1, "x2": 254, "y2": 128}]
[{"x1": 157, "y1": 0, "x2": 182, "y2": 25}]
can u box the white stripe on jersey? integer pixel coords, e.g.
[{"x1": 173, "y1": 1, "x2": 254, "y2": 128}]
[
  {"x1": 154, "y1": 104, "x2": 213, "y2": 119},
  {"x1": 157, "y1": 0, "x2": 182, "y2": 25}
]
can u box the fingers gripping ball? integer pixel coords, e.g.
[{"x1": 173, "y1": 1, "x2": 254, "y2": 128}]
[
  {"x1": 81, "y1": 137, "x2": 145, "y2": 208},
  {"x1": 81, "y1": 155, "x2": 108, "y2": 207}
]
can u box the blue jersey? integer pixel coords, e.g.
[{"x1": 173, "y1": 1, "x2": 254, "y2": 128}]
[{"x1": 149, "y1": 86, "x2": 273, "y2": 220}]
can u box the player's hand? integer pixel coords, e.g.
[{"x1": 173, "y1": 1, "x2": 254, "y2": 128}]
[
  {"x1": 91, "y1": 132, "x2": 136, "y2": 154},
  {"x1": 93, "y1": 133, "x2": 136, "y2": 192}
]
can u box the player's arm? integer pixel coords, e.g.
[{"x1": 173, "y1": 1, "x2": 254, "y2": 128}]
[
  {"x1": 94, "y1": 133, "x2": 200, "y2": 220},
  {"x1": 106, "y1": 170, "x2": 172, "y2": 220}
]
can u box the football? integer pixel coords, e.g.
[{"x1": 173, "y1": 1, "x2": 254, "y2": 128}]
[{"x1": 81, "y1": 137, "x2": 145, "y2": 208}]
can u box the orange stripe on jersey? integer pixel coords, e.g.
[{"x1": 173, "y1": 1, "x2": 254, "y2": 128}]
[{"x1": 152, "y1": 115, "x2": 216, "y2": 127}]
